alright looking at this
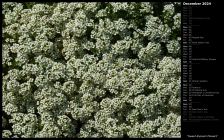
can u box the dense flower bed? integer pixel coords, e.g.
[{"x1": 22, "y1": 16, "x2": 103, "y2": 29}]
[{"x1": 2, "y1": 2, "x2": 181, "y2": 138}]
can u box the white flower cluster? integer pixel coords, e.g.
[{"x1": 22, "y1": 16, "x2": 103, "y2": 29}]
[{"x1": 2, "y1": 2, "x2": 181, "y2": 138}]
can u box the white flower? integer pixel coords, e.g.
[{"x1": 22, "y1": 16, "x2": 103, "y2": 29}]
[{"x1": 3, "y1": 2, "x2": 181, "y2": 138}]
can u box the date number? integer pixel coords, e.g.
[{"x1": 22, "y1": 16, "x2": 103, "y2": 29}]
[{"x1": 202, "y1": 2, "x2": 211, "y2": 5}]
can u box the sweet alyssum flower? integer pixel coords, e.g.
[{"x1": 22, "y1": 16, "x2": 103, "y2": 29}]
[{"x1": 2, "y1": 2, "x2": 181, "y2": 138}]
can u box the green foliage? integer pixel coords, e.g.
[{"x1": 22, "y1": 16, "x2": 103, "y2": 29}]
[{"x1": 2, "y1": 2, "x2": 181, "y2": 138}]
